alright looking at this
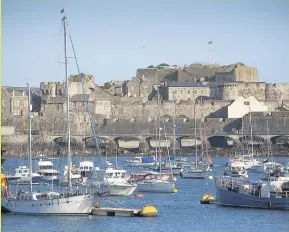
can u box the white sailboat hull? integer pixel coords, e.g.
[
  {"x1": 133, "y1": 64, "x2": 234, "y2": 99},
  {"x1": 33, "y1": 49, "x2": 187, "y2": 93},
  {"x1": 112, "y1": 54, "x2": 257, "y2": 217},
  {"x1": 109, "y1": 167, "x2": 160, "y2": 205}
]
[
  {"x1": 2, "y1": 194, "x2": 97, "y2": 215},
  {"x1": 137, "y1": 180, "x2": 175, "y2": 193},
  {"x1": 108, "y1": 184, "x2": 137, "y2": 196},
  {"x1": 152, "y1": 167, "x2": 183, "y2": 175},
  {"x1": 127, "y1": 162, "x2": 155, "y2": 168},
  {"x1": 181, "y1": 170, "x2": 209, "y2": 179}
]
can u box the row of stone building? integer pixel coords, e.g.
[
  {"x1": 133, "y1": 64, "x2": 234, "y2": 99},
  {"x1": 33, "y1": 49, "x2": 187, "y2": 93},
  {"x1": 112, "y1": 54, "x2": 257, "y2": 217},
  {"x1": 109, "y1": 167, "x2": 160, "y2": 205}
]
[{"x1": 2, "y1": 63, "x2": 289, "y2": 132}]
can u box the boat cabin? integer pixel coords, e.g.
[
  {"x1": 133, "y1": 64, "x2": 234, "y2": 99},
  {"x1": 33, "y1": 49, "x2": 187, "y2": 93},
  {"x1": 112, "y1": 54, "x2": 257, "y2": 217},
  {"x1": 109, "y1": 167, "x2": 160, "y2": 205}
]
[
  {"x1": 14, "y1": 166, "x2": 31, "y2": 178},
  {"x1": 17, "y1": 191, "x2": 60, "y2": 201},
  {"x1": 79, "y1": 161, "x2": 94, "y2": 178}
]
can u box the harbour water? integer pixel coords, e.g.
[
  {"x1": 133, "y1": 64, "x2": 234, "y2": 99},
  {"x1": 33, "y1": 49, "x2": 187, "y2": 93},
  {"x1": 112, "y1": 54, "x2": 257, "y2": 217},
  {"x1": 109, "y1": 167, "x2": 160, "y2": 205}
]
[{"x1": 2, "y1": 156, "x2": 289, "y2": 232}]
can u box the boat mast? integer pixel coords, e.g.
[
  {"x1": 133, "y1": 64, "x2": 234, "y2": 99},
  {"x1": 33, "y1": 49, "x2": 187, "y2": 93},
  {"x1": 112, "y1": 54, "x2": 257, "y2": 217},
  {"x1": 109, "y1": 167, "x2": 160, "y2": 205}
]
[
  {"x1": 194, "y1": 97, "x2": 197, "y2": 169},
  {"x1": 27, "y1": 81, "x2": 33, "y2": 192},
  {"x1": 62, "y1": 11, "x2": 72, "y2": 191},
  {"x1": 156, "y1": 70, "x2": 162, "y2": 173},
  {"x1": 173, "y1": 93, "x2": 176, "y2": 162},
  {"x1": 266, "y1": 116, "x2": 271, "y2": 161},
  {"x1": 241, "y1": 116, "x2": 245, "y2": 162},
  {"x1": 249, "y1": 107, "x2": 254, "y2": 158}
]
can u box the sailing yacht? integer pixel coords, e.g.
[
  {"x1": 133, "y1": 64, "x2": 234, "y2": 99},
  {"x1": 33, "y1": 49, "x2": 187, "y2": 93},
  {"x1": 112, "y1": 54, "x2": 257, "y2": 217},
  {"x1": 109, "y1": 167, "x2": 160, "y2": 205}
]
[
  {"x1": 151, "y1": 101, "x2": 183, "y2": 175},
  {"x1": 137, "y1": 72, "x2": 176, "y2": 193},
  {"x1": 181, "y1": 98, "x2": 211, "y2": 179},
  {"x1": 2, "y1": 10, "x2": 98, "y2": 214}
]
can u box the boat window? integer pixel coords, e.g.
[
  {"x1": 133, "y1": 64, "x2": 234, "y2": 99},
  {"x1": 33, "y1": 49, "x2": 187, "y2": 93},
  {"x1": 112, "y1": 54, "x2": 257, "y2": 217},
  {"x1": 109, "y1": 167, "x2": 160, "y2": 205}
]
[
  {"x1": 23, "y1": 170, "x2": 27, "y2": 173},
  {"x1": 36, "y1": 194, "x2": 48, "y2": 200},
  {"x1": 89, "y1": 167, "x2": 93, "y2": 170},
  {"x1": 105, "y1": 173, "x2": 113, "y2": 178},
  {"x1": 18, "y1": 170, "x2": 22, "y2": 173}
]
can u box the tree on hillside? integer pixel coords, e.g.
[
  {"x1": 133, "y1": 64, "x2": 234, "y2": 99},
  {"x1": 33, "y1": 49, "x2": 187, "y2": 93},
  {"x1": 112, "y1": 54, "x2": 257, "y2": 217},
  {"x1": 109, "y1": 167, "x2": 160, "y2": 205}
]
[
  {"x1": 104, "y1": 82, "x2": 112, "y2": 89},
  {"x1": 157, "y1": 63, "x2": 170, "y2": 67},
  {"x1": 147, "y1": 65, "x2": 155, "y2": 68},
  {"x1": 237, "y1": 62, "x2": 245, "y2": 66}
]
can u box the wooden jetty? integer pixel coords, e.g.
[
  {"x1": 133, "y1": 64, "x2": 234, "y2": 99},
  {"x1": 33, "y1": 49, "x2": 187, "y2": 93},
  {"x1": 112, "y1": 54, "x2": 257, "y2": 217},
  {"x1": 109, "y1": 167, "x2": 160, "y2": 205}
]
[{"x1": 90, "y1": 205, "x2": 158, "y2": 217}]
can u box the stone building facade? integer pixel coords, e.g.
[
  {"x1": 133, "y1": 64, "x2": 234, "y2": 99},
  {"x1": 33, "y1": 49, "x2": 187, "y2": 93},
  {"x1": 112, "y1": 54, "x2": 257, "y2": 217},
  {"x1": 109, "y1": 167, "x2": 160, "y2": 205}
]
[
  {"x1": 160, "y1": 82, "x2": 210, "y2": 102},
  {"x1": 2, "y1": 63, "x2": 289, "y2": 137}
]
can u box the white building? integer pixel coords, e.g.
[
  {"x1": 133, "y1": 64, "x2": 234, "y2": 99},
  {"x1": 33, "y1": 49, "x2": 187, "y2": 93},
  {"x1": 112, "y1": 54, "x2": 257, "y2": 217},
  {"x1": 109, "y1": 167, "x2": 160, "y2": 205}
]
[{"x1": 227, "y1": 96, "x2": 268, "y2": 118}]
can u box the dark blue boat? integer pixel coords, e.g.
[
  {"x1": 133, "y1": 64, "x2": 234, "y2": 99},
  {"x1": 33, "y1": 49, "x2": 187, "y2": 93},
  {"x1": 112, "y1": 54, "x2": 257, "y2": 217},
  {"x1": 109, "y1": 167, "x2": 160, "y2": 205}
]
[{"x1": 215, "y1": 176, "x2": 289, "y2": 210}]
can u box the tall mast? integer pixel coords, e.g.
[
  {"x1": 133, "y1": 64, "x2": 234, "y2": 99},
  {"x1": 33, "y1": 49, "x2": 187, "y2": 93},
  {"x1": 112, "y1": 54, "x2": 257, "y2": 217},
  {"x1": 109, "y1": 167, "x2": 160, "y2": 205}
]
[
  {"x1": 249, "y1": 107, "x2": 254, "y2": 158},
  {"x1": 172, "y1": 93, "x2": 176, "y2": 159},
  {"x1": 241, "y1": 116, "x2": 245, "y2": 162},
  {"x1": 156, "y1": 70, "x2": 162, "y2": 173},
  {"x1": 266, "y1": 116, "x2": 271, "y2": 161},
  {"x1": 62, "y1": 11, "x2": 72, "y2": 191},
  {"x1": 27, "y1": 81, "x2": 33, "y2": 192},
  {"x1": 194, "y1": 97, "x2": 197, "y2": 169}
]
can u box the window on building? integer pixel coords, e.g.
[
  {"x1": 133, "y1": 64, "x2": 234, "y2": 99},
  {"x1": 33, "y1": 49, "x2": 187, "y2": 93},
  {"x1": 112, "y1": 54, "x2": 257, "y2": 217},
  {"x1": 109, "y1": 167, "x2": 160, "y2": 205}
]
[
  {"x1": 187, "y1": 90, "x2": 190, "y2": 94},
  {"x1": 244, "y1": 101, "x2": 250, "y2": 105},
  {"x1": 2, "y1": 100, "x2": 6, "y2": 106},
  {"x1": 173, "y1": 90, "x2": 177, "y2": 94},
  {"x1": 201, "y1": 90, "x2": 204, "y2": 94},
  {"x1": 181, "y1": 90, "x2": 183, "y2": 94},
  {"x1": 13, "y1": 110, "x2": 21, "y2": 116},
  {"x1": 14, "y1": 100, "x2": 20, "y2": 107},
  {"x1": 194, "y1": 90, "x2": 197, "y2": 94}
]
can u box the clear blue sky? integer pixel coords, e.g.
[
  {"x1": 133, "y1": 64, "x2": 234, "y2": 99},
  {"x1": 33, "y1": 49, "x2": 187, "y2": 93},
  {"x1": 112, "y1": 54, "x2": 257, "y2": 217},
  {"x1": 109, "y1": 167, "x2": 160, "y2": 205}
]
[{"x1": 2, "y1": 0, "x2": 289, "y2": 87}]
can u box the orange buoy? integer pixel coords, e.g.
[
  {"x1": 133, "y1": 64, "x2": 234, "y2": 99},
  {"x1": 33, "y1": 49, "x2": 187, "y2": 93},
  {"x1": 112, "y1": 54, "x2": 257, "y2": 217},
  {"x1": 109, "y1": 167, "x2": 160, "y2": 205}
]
[{"x1": 135, "y1": 193, "x2": 143, "y2": 198}]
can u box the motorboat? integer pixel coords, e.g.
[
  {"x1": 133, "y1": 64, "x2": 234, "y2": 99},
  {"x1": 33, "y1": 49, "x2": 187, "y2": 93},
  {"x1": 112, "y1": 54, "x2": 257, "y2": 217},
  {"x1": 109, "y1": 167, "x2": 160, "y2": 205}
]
[
  {"x1": 105, "y1": 167, "x2": 136, "y2": 196},
  {"x1": 37, "y1": 160, "x2": 60, "y2": 183},
  {"x1": 224, "y1": 160, "x2": 248, "y2": 178},
  {"x1": 95, "y1": 167, "x2": 136, "y2": 196},
  {"x1": 215, "y1": 176, "x2": 289, "y2": 209},
  {"x1": 7, "y1": 166, "x2": 42, "y2": 184},
  {"x1": 126, "y1": 156, "x2": 156, "y2": 168}
]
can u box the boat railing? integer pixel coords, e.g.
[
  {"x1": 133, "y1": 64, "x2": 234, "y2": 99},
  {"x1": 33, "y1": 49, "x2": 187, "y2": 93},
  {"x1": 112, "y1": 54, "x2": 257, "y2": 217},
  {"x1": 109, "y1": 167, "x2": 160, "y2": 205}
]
[{"x1": 217, "y1": 177, "x2": 289, "y2": 199}]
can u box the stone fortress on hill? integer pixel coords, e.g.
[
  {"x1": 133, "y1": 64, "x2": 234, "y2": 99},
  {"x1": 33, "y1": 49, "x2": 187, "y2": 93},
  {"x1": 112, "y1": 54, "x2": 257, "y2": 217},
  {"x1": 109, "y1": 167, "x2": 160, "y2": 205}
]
[{"x1": 2, "y1": 62, "x2": 289, "y2": 156}]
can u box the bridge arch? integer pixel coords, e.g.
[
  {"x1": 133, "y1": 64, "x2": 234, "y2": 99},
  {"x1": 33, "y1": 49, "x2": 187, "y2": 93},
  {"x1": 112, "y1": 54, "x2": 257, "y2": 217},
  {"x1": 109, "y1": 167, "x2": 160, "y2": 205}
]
[
  {"x1": 270, "y1": 135, "x2": 289, "y2": 145},
  {"x1": 239, "y1": 135, "x2": 265, "y2": 146},
  {"x1": 114, "y1": 136, "x2": 140, "y2": 149},
  {"x1": 82, "y1": 137, "x2": 108, "y2": 148},
  {"x1": 53, "y1": 136, "x2": 78, "y2": 146},
  {"x1": 207, "y1": 135, "x2": 235, "y2": 148}
]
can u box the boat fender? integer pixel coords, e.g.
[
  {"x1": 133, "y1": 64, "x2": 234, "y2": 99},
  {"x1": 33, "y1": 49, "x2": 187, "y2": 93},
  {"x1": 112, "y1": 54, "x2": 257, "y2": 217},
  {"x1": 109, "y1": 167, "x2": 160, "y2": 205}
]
[{"x1": 78, "y1": 177, "x2": 83, "y2": 183}]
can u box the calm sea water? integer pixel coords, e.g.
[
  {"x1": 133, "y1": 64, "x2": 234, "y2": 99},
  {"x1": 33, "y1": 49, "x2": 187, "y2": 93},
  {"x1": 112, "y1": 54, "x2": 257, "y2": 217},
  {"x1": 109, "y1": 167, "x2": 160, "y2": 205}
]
[{"x1": 2, "y1": 156, "x2": 289, "y2": 232}]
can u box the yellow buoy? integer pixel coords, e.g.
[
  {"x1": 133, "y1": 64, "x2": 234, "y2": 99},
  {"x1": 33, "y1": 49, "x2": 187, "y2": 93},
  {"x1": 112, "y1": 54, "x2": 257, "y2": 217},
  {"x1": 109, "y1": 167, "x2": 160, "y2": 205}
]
[
  {"x1": 200, "y1": 193, "x2": 215, "y2": 204},
  {"x1": 172, "y1": 188, "x2": 178, "y2": 193},
  {"x1": 140, "y1": 205, "x2": 158, "y2": 217},
  {"x1": 135, "y1": 193, "x2": 143, "y2": 198}
]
